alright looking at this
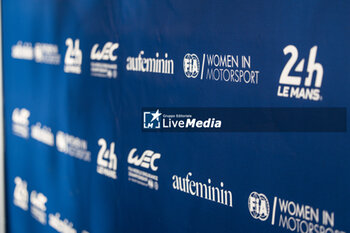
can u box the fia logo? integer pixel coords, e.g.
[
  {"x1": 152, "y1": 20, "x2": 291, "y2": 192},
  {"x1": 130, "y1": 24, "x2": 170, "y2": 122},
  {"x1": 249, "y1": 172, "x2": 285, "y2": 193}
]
[
  {"x1": 13, "y1": 177, "x2": 29, "y2": 211},
  {"x1": 248, "y1": 192, "x2": 270, "y2": 221},
  {"x1": 183, "y1": 53, "x2": 200, "y2": 78},
  {"x1": 90, "y1": 42, "x2": 119, "y2": 61},
  {"x1": 96, "y1": 138, "x2": 117, "y2": 179},
  {"x1": 277, "y1": 45, "x2": 323, "y2": 101},
  {"x1": 143, "y1": 109, "x2": 162, "y2": 129},
  {"x1": 128, "y1": 149, "x2": 161, "y2": 171},
  {"x1": 64, "y1": 38, "x2": 82, "y2": 74}
]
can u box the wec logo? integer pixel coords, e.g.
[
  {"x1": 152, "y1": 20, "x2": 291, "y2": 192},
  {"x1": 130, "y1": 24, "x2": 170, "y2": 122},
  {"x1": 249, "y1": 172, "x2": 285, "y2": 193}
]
[
  {"x1": 128, "y1": 148, "x2": 161, "y2": 171},
  {"x1": 277, "y1": 45, "x2": 324, "y2": 101},
  {"x1": 127, "y1": 148, "x2": 161, "y2": 190},
  {"x1": 90, "y1": 42, "x2": 118, "y2": 79},
  {"x1": 90, "y1": 42, "x2": 119, "y2": 61}
]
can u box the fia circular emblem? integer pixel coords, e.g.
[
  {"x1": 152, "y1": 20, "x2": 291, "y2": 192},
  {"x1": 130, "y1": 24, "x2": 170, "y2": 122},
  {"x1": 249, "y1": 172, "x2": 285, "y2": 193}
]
[
  {"x1": 183, "y1": 53, "x2": 200, "y2": 78},
  {"x1": 248, "y1": 192, "x2": 270, "y2": 221}
]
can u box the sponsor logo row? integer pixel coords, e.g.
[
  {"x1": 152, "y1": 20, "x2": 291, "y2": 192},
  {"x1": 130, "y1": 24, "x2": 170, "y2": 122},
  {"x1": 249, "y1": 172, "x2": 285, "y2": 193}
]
[
  {"x1": 12, "y1": 108, "x2": 91, "y2": 162},
  {"x1": 249, "y1": 192, "x2": 345, "y2": 233},
  {"x1": 12, "y1": 40, "x2": 324, "y2": 101},
  {"x1": 14, "y1": 176, "x2": 346, "y2": 233},
  {"x1": 12, "y1": 108, "x2": 346, "y2": 232},
  {"x1": 14, "y1": 177, "x2": 88, "y2": 233},
  {"x1": 12, "y1": 107, "x2": 159, "y2": 188},
  {"x1": 12, "y1": 39, "x2": 118, "y2": 79}
]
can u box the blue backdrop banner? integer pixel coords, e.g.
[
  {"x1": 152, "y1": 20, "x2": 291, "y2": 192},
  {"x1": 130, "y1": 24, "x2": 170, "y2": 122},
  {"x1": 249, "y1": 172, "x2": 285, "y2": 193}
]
[{"x1": 2, "y1": 0, "x2": 350, "y2": 232}]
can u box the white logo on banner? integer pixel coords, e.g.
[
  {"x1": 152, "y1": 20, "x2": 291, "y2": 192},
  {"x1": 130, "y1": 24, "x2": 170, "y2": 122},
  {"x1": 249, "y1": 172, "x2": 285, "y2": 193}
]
[
  {"x1": 34, "y1": 43, "x2": 61, "y2": 65},
  {"x1": 183, "y1": 52, "x2": 260, "y2": 85},
  {"x1": 172, "y1": 172, "x2": 233, "y2": 207},
  {"x1": 11, "y1": 41, "x2": 61, "y2": 65},
  {"x1": 127, "y1": 148, "x2": 161, "y2": 190},
  {"x1": 248, "y1": 192, "x2": 270, "y2": 221},
  {"x1": 96, "y1": 138, "x2": 117, "y2": 179},
  {"x1": 12, "y1": 108, "x2": 30, "y2": 138},
  {"x1": 11, "y1": 41, "x2": 34, "y2": 60},
  {"x1": 126, "y1": 51, "x2": 174, "y2": 75},
  {"x1": 143, "y1": 109, "x2": 162, "y2": 129},
  {"x1": 31, "y1": 122, "x2": 54, "y2": 146},
  {"x1": 64, "y1": 38, "x2": 82, "y2": 74},
  {"x1": 90, "y1": 42, "x2": 119, "y2": 78},
  {"x1": 49, "y1": 212, "x2": 77, "y2": 233},
  {"x1": 56, "y1": 131, "x2": 91, "y2": 162},
  {"x1": 91, "y1": 42, "x2": 118, "y2": 61},
  {"x1": 13, "y1": 177, "x2": 29, "y2": 211},
  {"x1": 128, "y1": 149, "x2": 161, "y2": 171},
  {"x1": 277, "y1": 45, "x2": 323, "y2": 101},
  {"x1": 183, "y1": 53, "x2": 200, "y2": 78},
  {"x1": 246, "y1": 192, "x2": 347, "y2": 233},
  {"x1": 30, "y1": 191, "x2": 47, "y2": 225}
]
